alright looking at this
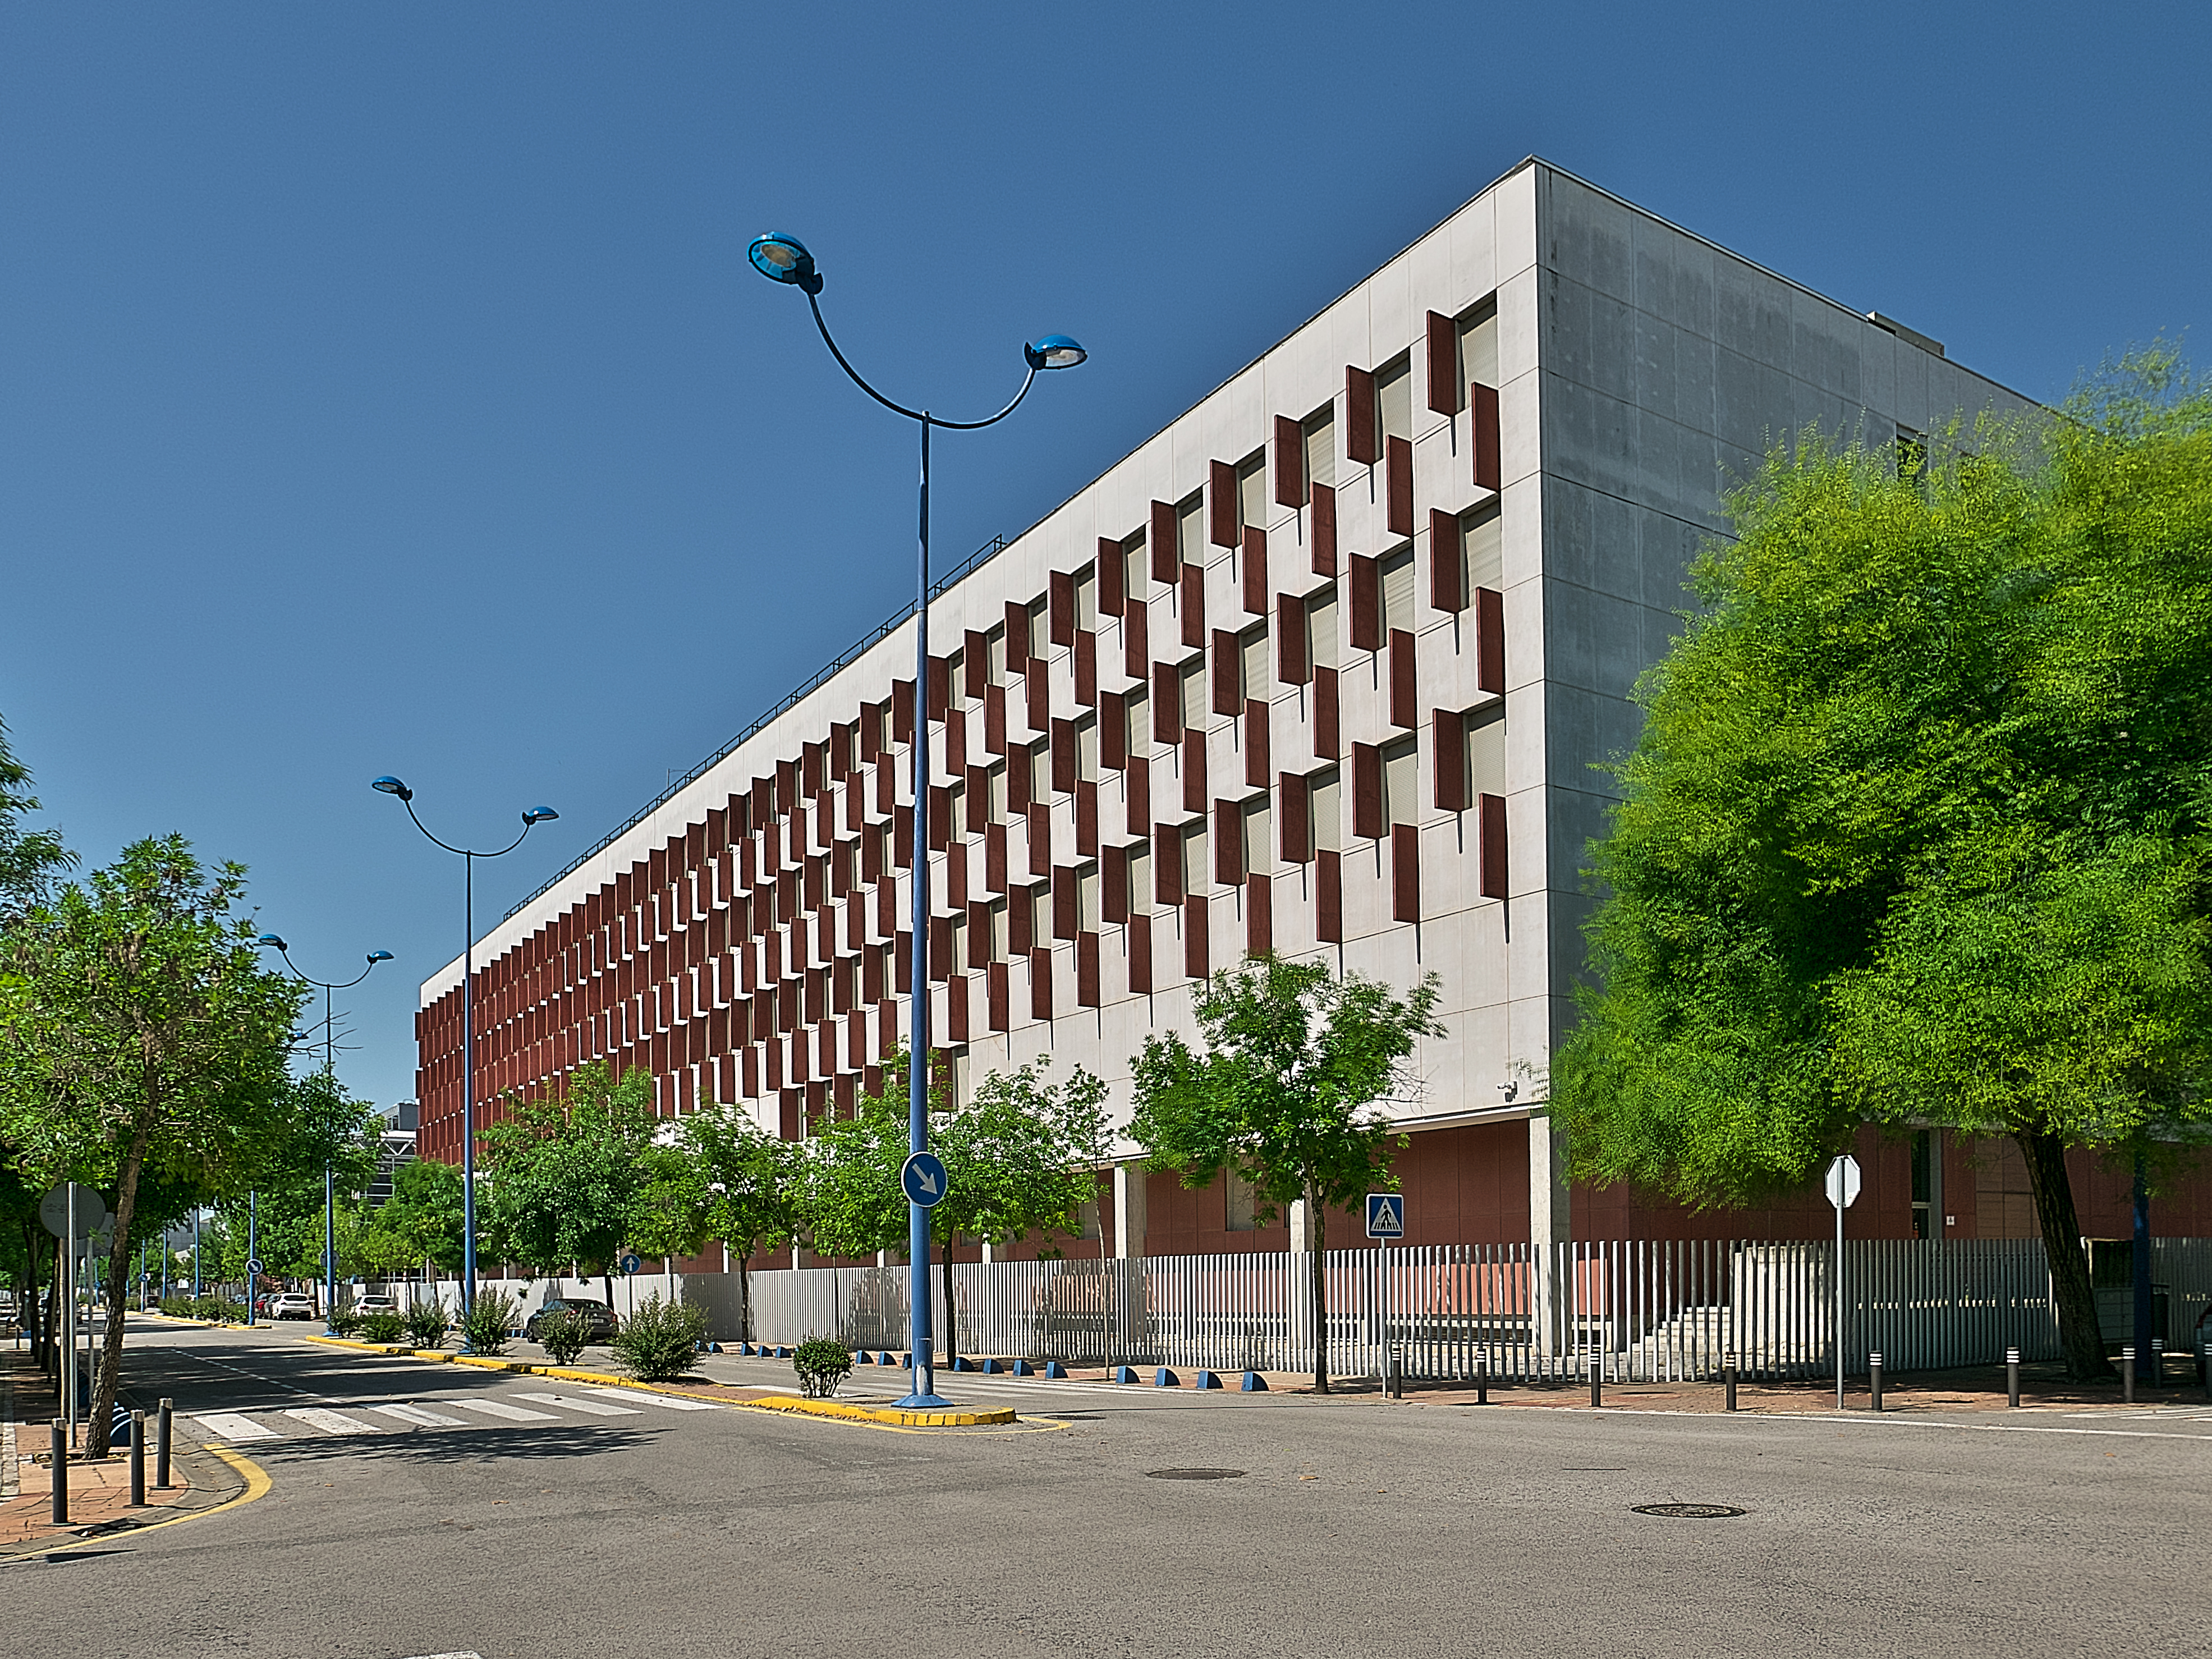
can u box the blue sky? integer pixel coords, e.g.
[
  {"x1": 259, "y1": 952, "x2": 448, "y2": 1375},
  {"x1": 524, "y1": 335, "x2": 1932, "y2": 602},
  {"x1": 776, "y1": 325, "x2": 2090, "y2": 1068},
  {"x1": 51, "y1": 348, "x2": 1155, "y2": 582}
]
[{"x1": 3, "y1": 2, "x2": 2205, "y2": 1113}]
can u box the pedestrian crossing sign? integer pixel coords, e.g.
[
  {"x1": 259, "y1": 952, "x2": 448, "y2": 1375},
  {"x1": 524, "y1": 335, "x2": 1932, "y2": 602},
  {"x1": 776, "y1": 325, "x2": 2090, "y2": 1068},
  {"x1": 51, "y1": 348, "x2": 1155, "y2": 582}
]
[{"x1": 1365, "y1": 1193, "x2": 1405, "y2": 1239}]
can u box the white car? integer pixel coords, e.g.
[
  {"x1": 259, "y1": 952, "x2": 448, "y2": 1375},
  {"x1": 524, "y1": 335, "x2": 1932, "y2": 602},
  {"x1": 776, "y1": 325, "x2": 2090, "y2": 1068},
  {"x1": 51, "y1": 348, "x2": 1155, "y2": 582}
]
[
  {"x1": 268, "y1": 1293, "x2": 318, "y2": 1321},
  {"x1": 354, "y1": 1294, "x2": 397, "y2": 1316}
]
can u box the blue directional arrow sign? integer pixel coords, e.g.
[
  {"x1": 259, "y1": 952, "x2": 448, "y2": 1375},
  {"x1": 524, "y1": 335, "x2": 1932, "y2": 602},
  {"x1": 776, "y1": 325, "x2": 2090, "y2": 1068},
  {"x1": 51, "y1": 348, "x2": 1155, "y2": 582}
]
[
  {"x1": 1365, "y1": 1193, "x2": 1405, "y2": 1240},
  {"x1": 902, "y1": 1151, "x2": 950, "y2": 1209},
  {"x1": 618, "y1": 1253, "x2": 642, "y2": 1275}
]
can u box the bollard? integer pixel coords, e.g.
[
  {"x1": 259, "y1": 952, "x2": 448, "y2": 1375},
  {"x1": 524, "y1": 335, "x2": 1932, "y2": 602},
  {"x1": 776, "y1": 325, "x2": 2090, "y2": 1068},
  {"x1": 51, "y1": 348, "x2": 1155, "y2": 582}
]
[
  {"x1": 2122, "y1": 1346, "x2": 2136, "y2": 1405},
  {"x1": 129, "y1": 1411, "x2": 146, "y2": 1506},
  {"x1": 1869, "y1": 1351, "x2": 1884, "y2": 1413},
  {"x1": 1475, "y1": 1357, "x2": 1489, "y2": 1406},
  {"x1": 1724, "y1": 1353, "x2": 1738, "y2": 1413},
  {"x1": 2151, "y1": 1339, "x2": 2165, "y2": 1385},
  {"x1": 51, "y1": 1418, "x2": 67, "y2": 1524},
  {"x1": 1387, "y1": 1346, "x2": 1403, "y2": 1400},
  {"x1": 157, "y1": 1399, "x2": 174, "y2": 1489},
  {"x1": 1589, "y1": 1350, "x2": 1602, "y2": 1408},
  {"x1": 2007, "y1": 1347, "x2": 2021, "y2": 1408}
]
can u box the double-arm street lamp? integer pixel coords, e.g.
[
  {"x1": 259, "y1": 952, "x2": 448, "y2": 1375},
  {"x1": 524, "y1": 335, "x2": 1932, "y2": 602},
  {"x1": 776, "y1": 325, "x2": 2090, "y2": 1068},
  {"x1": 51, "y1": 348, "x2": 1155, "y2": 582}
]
[
  {"x1": 749, "y1": 231, "x2": 1086, "y2": 1408},
  {"x1": 256, "y1": 936, "x2": 393, "y2": 1334},
  {"x1": 371, "y1": 777, "x2": 558, "y2": 1328}
]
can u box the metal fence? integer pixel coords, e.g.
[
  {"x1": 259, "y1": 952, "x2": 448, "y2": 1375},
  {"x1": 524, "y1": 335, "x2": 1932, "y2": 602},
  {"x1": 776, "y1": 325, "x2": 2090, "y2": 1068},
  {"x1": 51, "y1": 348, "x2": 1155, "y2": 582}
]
[{"x1": 700, "y1": 1236, "x2": 2212, "y2": 1383}]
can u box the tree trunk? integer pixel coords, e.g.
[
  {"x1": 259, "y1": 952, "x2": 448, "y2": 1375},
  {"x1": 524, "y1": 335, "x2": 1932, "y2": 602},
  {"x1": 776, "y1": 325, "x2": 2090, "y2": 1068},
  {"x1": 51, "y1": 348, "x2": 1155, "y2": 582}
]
[
  {"x1": 940, "y1": 1228, "x2": 958, "y2": 1365},
  {"x1": 22, "y1": 1223, "x2": 44, "y2": 1364},
  {"x1": 2017, "y1": 1130, "x2": 2113, "y2": 1382},
  {"x1": 1309, "y1": 1182, "x2": 1329, "y2": 1395},
  {"x1": 90, "y1": 1112, "x2": 154, "y2": 1456},
  {"x1": 737, "y1": 1253, "x2": 751, "y2": 1344}
]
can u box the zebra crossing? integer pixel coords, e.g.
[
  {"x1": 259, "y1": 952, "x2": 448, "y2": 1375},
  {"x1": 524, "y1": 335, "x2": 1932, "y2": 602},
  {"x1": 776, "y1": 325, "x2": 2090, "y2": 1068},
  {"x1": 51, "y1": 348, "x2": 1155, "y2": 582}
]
[{"x1": 189, "y1": 1384, "x2": 725, "y2": 1442}]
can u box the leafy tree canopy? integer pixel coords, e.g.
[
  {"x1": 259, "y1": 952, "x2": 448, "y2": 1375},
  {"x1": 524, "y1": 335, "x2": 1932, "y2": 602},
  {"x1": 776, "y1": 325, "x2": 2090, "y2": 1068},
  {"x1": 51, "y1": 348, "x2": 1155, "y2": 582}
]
[
  {"x1": 1550, "y1": 348, "x2": 2212, "y2": 1377},
  {"x1": 479, "y1": 1060, "x2": 657, "y2": 1275}
]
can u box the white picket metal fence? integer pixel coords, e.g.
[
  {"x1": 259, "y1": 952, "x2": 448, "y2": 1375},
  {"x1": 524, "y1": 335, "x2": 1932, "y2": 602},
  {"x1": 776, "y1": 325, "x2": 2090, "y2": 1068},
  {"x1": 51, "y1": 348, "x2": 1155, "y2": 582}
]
[{"x1": 703, "y1": 1236, "x2": 2212, "y2": 1382}]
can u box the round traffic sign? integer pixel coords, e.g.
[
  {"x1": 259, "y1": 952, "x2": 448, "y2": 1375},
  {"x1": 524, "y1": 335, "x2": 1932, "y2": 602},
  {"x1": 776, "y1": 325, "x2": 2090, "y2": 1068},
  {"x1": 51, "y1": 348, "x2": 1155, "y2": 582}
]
[
  {"x1": 901, "y1": 1151, "x2": 949, "y2": 1209},
  {"x1": 38, "y1": 1183, "x2": 108, "y2": 1240},
  {"x1": 618, "y1": 1253, "x2": 643, "y2": 1275},
  {"x1": 245, "y1": 1258, "x2": 264, "y2": 1275}
]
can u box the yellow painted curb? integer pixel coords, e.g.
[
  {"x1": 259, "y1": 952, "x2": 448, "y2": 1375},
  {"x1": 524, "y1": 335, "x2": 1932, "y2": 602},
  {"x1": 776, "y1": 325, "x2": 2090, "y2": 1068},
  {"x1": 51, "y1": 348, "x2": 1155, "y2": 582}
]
[
  {"x1": 6, "y1": 1441, "x2": 271, "y2": 1559},
  {"x1": 746, "y1": 1395, "x2": 1015, "y2": 1428}
]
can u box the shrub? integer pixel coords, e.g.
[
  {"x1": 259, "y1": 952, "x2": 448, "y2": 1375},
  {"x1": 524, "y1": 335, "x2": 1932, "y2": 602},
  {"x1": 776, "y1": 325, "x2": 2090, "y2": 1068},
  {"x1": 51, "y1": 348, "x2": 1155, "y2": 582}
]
[
  {"x1": 195, "y1": 1296, "x2": 244, "y2": 1323},
  {"x1": 359, "y1": 1310, "x2": 407, "y2": 1344},
  {"x1": 793, "y1": 1336, "x2": 853, "y2": 1399},
  {"x1": 403, "y1": 1298, "x2": 450, "y2": 1349},
  {"x1": 609, "y1": 1294, "x2": 708, "y2": 1382},
  {"x1": 328, "y1": 1307, "x2": 364, "y2": 1338},
  {"x1": 462, "y1": 1288, "x2": 517, "y2": 1355},
  {"x1": 536, "y1": 1307, "x2": 591, "y2": 1366}
]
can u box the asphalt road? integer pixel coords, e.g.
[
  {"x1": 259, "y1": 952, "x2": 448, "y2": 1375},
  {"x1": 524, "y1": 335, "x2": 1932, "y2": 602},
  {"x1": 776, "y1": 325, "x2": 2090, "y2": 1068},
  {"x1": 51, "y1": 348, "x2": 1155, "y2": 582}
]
[{"x1": 7, "y1": 1317, "x2": 2206, "y2": 1658}]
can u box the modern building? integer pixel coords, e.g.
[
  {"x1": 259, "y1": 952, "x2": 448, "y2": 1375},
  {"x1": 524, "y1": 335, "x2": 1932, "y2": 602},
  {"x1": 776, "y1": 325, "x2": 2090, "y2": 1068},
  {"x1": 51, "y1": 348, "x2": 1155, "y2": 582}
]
[{"x1": 414, "y1": 158, "x2": 2208, "y2": 1268}]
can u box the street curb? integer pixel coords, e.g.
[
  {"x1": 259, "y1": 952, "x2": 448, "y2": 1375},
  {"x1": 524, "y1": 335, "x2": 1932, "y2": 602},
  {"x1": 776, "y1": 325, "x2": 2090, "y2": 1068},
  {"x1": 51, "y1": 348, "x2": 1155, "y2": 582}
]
[
  {"x1": 296, "y1": 1333, "x2": 729, "y2": 1403},
  {"x1": 744, "y1": 1395, "x2": 1016, "y2": 1428}
]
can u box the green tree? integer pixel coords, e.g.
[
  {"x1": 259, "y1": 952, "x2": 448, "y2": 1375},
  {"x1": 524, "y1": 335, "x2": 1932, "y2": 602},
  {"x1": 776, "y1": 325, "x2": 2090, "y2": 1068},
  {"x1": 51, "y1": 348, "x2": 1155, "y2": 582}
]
[
  {"x1": 368, "y1": 1154, "x2": 467, "y2": 1284},
  {"x1": 479, "y1": 1060, "x2": 657, "y2": 1293},
  {"x1": 1127, "y1": 954, "x2": 1443, "y2": 1393},
  {"x1": 627, "y1": 1140, "x2": 713, "y2": 1281},
  {"x1": 1552, "y1": 351, "x2": 2212, "y2": 1379},
  {"x1": 680, "y1": 1102, "x2": 805, "y2": 1342},
  {"x1": 0, "y1": 713, "x2": 74, "y2": 925},
  {"x1": 0, "y1": 837, "x2": 303, "y2": 1451}
]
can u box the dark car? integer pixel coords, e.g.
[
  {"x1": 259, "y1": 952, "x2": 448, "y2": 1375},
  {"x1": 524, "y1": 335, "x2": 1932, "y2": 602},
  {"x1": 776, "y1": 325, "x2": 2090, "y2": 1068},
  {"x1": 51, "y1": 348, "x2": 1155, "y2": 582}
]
[{"x1": 525, "y1": 1296, "x2": 619, "y2": 1345}]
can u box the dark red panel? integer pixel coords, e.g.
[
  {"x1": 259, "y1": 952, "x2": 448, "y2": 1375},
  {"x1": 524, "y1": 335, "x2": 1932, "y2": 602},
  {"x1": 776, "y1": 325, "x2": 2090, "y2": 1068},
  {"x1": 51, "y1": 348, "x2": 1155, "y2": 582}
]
[
  {"x1": 1006, "y1": 599, "x2": 1030, "y2": 672},
  {"x1": 1075, "y1": 630, "x2": 1096, "y2": 707},
  {"x1": 1278, "y1": 592, "x2": 1310, "y2": 685},
  {"x1": 1434, "y1": 709, "x2": 1466, "y2": 811},
  {"x1": 1214, "y1": 799, "x2": 1242, "y2": 886},
  {"x1": 1126, "y1": 756, "x2": 1150, "y2": 835},
  {"x1": 1076, "y1": 779, "x2": 1098, "y2": 856},
  {"x1": 1153, "y1": 661, "x2": 1181, "y2": 742},
  {"x1": 1100, "y1": 690, "x2": 1127, "y2": 771},
  {"x1": 1279, "y1": 771, "x2": 1310, "y2": 864},
  {"x1": 1426, "y1": 310, "x2": 1460, "y2": 415},
  {"x1": 1097, "y1": 537, "x2": 1125, "y2": 618},
  {"x1": 1476, "y1": 586, "x2": 1506, "y2": 695},
  {"x1": 1183, "y1": 896, "x2": 1210, "y2": 980},
  {"x1": 1241, "y1": 525, "x2": 1266, "y2": 616},
  {"x1": 1389, "y1": 629, "x2": 1416, "y2": 728},
  {"x1": 1211, "y1": 629, "x2": 1241, "y2": 715},
  {"x1": 1123, "y1": 599, "x2": 1149, "y2": 682},
  {"x1": 1346, "y1": 365, "x2": 1379, "y2": 465},
  {"x1": 1182, "y1": 731, "x2": 1206, "y2": 812},
  {"x1": 892, "y1": 681, "x2": 915, "y2": 745},
  {"x1": 1150, "y1": 500, "x2": 1178, "y2": 584},
  {"x1": 1027, "y1": 803, "x2": 1051, "y2": 875},
  {"x1": 1479, "y1": 792, "x2": 1508, "y2": 899},
  {"x1": 1155, "y1": 823, "x2": 1185, "y2": 905},
  {"x1": 1352, "y1": 743, "x2": 1383, "y2": 840},
  {"x1": 1311, "y1": 483, "x2": 1337, "y2": 575},
  {"x1": 1050, "y1": 718, "x2": 1076, "y2": 795},
  {"x1": 1077, "y1": 931, "x2": 1100, "y2": 1007},
  {"x1": 1030, "y1": 946, "x2": 1053, "y2": 1021},
  {"x1": 1314, "y1": 666, "x2": 1339, "y2": 759},
  {"x1": 1209, "y1": 459, "x2": 1238, "y2": 548},
  {"x1": 1385, "y1": 436, "x2": 1414, "y2": 538},
  {"x1": 1430, "y1": 508, "x2": 1465, "y2": 613},
  {"x1": 1049, "y1": 570, "x2": 1076, "y2": 646},
  {"x1": 985, "y1": 684, "x2": 1007, "y2": 755},
  {"x1": 1471, "y1": 382, "x2": 1501, "y2": 493},
  {"x1": 1127, "y1": 913, "x2": 1153, "y2": 995},
  {"x1": 964, "y1": 630, "x2": 990, "y2": 699},
  {"x1": 1392, "y1": 823, "x2": 1420, "y2": 922},
  {"x1": 1026, "y1": 671, "x2": 1048, "y2": 735},
  {"x1": 1349, "y1": 554, "x2": 1382, "y2": 652},
  {"x1": 1180, "y1": 561, "x2": 1205, "y2": 648},
  {"x1": 1102, "y1": 842, "x2": 1128, "y2": 923},
  {"x1": 1245, "y1": 873, "x2": 1272, "y2": 958},
  {"x1": 1273, "y1": 414, "x2": 1305, "y2": 508},
  {"x1": 1244, "y1": 699, "x2": 1270, "y2": 788}
]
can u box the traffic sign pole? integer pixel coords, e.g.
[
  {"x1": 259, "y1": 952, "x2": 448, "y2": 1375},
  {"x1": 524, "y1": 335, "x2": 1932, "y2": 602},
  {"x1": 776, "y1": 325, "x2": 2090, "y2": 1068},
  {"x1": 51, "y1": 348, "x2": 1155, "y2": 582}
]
[{"x1": 1825, "y1": 1154, "x2": 1862, "y2": 1410}]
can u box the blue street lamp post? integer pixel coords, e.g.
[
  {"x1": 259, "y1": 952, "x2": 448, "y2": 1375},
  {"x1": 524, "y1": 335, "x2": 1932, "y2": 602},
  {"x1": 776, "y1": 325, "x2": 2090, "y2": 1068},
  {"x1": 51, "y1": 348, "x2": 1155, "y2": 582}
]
[
  {"x1": 749, "y1": 231, "x2": 1085, "y2": 1408},
  {"x1": 372, "y1": 778, "x2": 557, "y2": 1336},
  {"x1": 256, "y1": 936, "x2": 393, "y2": 1333}
]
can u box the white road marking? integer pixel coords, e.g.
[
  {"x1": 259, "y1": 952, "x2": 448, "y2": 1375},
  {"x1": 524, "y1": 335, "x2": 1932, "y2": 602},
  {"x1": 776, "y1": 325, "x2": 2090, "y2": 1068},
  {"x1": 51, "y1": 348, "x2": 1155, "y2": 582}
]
[
  {"x1": 441, "y1": 1396, "x2": 559, "y2": 1422},
  {"x1": 582, "y1": 1386, "x2": 720, "y2": 1411},
  {"x1": 518, "y1": 1390, "x2": 641, "y2": 1417},
  {"x1": 368, "y1": 1403, "x2": 468, "y2": 1427},
  {"x1": 282, "y1": 1407, "x2": 379, "y2": 1435},
  {"x1": 190, "y1": 1411, "x2": 279, "y2": 1441}
]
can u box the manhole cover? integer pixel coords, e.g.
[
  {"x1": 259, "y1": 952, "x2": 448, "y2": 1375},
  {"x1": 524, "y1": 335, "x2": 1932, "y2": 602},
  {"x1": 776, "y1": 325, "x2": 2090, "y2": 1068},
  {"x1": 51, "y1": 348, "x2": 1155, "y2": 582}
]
[
  {"x1": 1631, "y1": 1502, "x2": 1746, "y2": 1519},
  {"x1": 1145, "y1": 1467, "x2": 1246, "y2": 1481}
]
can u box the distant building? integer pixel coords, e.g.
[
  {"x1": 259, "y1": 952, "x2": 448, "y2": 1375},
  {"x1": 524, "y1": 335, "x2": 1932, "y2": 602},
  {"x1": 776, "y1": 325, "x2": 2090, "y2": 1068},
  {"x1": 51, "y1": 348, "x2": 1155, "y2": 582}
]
[
  {"x1": 414, "y1": 158, "x2": 2211, "y2": 1252},
  {"x1": 365, "y1": 1100, "x2": 417, "y2": 1208}
]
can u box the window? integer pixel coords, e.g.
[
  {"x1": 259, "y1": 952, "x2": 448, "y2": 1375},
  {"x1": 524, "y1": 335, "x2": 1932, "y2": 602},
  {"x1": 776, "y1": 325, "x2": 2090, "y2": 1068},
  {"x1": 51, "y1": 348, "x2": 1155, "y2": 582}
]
[
  {"x1": 1123, "y1": 532, "x2": 1149, "y2": 606},
  {"x1": 1180, "y1": 658, "x2": 1208, "y2": 731},
  {"x1": 1075, "y1": 715, "x2": 1099, "y2": 783},
  {"x1": 1077, "y1": 863, "x2": 1102, "y2": 932},
  {"x1": 1183, "y1": 821, "x2": 1209, "y2": 896},
  {"x1": 985, "y1": 762, "x2": 1008, "y2": 823},
  {"x1": 948, "y1": 782, "x2": 969, "y2": 836},
  {"x1": 1466, "y1": 703, "x2": 1506, "y2": 797},
  {"x1": 1311, "y1": 765, "x2": 1342, "y2": 854},
  {"x1": 1241, "y1": 796, "x2": 1271, "y2": 881},
  {"x1": 948, "y1": 914, "x2": 969, "y2": 975},
  {"x1": 985, "y1": 625, "x2": 1008, "y2": 687},
  {"x1": 1463, "y1": 501, "x2": 1502, "y2": 592},
  {"x1": 1376, "y1": 354, "x2": 1413, "y2": 445},
  {"x1": 1123, "y1": 688, "x2": 1149, "y2": 758},
  {"x1": 1029, "y1": 883, "x2": 1053, "y2": 948},
  {"x1": 1177, "y1": 493, "x2": 1204, "y2": 566},
  {"x1": 946, "y1": 649, "x2": 966, "y2": 712},
  {"x1": 1307, "y1": 587, "x2": 1339, "y2": 671},
  {"x1": 1302, "y1": 402, "x2": 1337, "y2": 491},
  {"x1": 1897, "y1": 426, "x2": 1926, "y2": 480},
  {"x1": 1382, "y1": 735, "x2": 1419, "y2": 830},
  {"x1": 1236, "y1": 451, "x2": 1268, "y2": 536},
  {"x1": 1126, "y1": 840, "x2": 1152, "y2": 915},
  {"x1": 1380, "y1": 546, "x2": 1416, "y2": 634},
  {"x1": 1458, "y1": 296, "x2": 1498, "y2": 390},
  {"x1": 877, "y1": 821, "x2": 899, "y2": 876},
  {"x1": 1911, "y1": 1129, "x2": 1935, "y2": 1240},
  {"x1": 1239, "y1": 624, "x2": 1269, "y2": 704},
  {"x1": 988, "y1": 897, "x2": 1010, "y2": 961},
  {"x1": 1074, "y1": 566, "x2": 1098, "y2": 633},
  {"x1": 1224, "y1": 1169, "x2": 1260, "y2": 1232},
  {"x1": 1028, "y1": 739, "x2": 1051, "y2": 803}
]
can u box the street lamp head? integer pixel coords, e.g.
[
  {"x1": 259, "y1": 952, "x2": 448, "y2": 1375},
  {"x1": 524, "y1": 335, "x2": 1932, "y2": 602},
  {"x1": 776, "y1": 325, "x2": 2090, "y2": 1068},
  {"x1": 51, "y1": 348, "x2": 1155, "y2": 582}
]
[
  {"x1": 366, "y1": 950, "x2": 395, "y2": 964},
  {"x1": 749, "y1": 232, "x2": 822, "y2": 295},
  {"x1": 1025, "y1": 334, "x2": 1087, "y2": 371},
  {"x1": 257, "y1": 933, "x2": 288, "y2": 951},
  {"x1": 371, "y1": 776, "x2": 414, "y2": 803},
  {"x1": 522, "y1": 806, "x2": 560, "y2": 826}
]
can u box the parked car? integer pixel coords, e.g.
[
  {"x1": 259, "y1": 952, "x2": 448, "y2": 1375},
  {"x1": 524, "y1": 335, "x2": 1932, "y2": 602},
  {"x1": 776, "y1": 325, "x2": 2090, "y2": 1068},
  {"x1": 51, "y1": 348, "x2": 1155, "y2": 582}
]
[
  {"x1": 268, "y1": 1293, "x2": 318, "y2": 1321},
  {"x1": 524, "y1": 1296, "x2": 619, "y2": 1344},
  {"x1": 354, "y1": 1294, "x2": 397, "y2": 1316}
]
